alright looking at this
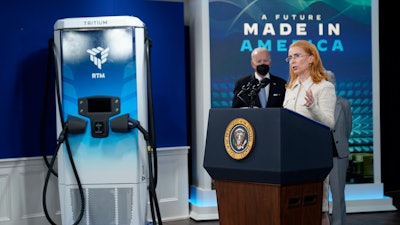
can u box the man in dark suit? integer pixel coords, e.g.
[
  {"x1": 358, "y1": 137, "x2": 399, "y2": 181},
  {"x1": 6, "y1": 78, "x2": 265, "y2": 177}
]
[
  {"x1": 327, "y1": 70, "x2": 353, "y2": 225},
  {"x1": 231, "y1": 47, "x2": 287, "y2": 108}
]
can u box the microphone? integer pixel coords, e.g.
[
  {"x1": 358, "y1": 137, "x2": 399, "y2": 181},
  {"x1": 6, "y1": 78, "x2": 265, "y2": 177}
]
[
  {"x1": 252, "y1": 77, "x2": 270, "y2": 94},
  {"x1": 236, "y1": 79, "x2": 259, "y2": 97},
  {"x1": 236, "y1": 79, "x2": 259, "y2": 105}
]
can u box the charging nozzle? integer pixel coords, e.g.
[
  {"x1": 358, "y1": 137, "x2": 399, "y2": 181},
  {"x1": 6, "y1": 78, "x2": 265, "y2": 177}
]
[
  {"x1": 110, "y1": 114, "x2": 130, "y2": 132},
  {"x1": 67, "y1": 116, "x2": 87, "y2": 134},
  {"x1": 110, "y1": 114, "x2": 149, "y2": 141}
]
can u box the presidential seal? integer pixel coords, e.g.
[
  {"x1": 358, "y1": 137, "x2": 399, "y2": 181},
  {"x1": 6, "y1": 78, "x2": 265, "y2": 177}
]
[{"x1": 224, "y1": 118, "x2": 255, "y2": 160}]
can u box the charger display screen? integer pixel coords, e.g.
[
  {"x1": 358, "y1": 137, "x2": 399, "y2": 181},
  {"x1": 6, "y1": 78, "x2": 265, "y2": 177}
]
[{"x1": 88, "y1": 98, "x2": 112, "y2": 113}]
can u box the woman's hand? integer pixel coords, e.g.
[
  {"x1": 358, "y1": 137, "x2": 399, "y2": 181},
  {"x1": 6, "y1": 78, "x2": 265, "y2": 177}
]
[{"x1": 304, "y1": 89, "x2": 314, "y2": 107}]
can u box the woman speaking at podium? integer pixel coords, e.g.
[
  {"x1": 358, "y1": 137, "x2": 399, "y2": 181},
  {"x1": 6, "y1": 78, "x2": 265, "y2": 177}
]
[{"x1": 283, "y1": 40, "x2": 336, "y2": 225}]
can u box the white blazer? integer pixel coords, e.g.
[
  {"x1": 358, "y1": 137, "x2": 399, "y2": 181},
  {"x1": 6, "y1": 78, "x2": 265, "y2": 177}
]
[{"x1": 283, "y1": 76, "x2": 336, "y2": 129}]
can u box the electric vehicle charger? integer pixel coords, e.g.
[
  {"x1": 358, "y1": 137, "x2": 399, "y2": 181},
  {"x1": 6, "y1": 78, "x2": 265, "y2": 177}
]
[{"x1": 41, "y1": 16, "x2": 162, "y2": 225}]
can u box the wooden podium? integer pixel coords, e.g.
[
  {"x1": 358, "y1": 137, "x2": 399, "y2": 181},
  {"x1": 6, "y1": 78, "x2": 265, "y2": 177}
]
[{"x1": 203, "y1": 108, "x2": 333, "y2": 225}]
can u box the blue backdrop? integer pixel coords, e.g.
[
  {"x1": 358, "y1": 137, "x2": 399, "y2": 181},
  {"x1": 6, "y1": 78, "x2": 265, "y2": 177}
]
[{"x1": 0, "y1": 0, "x2": 187, "y2": 159}]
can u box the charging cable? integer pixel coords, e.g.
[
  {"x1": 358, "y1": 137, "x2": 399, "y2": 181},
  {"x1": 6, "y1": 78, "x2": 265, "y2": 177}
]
[{"x1": 42, "y1": 116, "x2": 87, "y2": 225}]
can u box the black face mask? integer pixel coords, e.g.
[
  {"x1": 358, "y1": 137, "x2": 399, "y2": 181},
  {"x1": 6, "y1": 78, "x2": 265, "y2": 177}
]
[{"x1": 256, "y1": 64, "x2": 269, "y2": 75}]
